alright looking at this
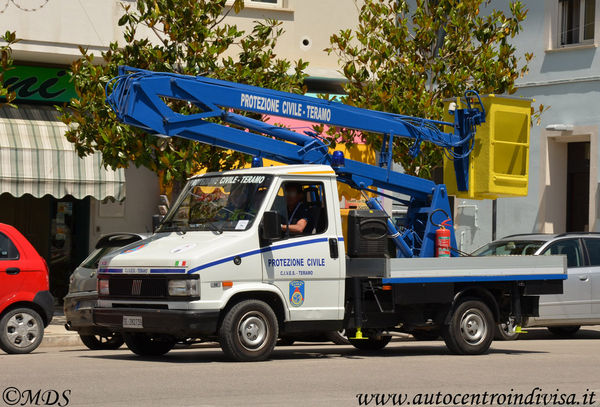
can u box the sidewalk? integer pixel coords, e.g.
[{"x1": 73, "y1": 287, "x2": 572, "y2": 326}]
[{"x1": 41, "y1": 307, "x2": 83, "y2": 348}]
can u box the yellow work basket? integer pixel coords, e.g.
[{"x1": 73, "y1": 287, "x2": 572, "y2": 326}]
[{"x1": 443, "y1": 95, "x2": 533, "y2": 200}]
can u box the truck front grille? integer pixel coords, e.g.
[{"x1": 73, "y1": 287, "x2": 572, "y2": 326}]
[
  {"x1": 99, "y1": 274, "x2": 199, "y2": 301},
  {"x1": 109, "y1": 277, "x2": 168, "y2": 298}
]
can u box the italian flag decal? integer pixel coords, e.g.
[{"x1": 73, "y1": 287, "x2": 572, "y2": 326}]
[{"x1": 174, "y1": 260, "x2": 187, "y2": 267}]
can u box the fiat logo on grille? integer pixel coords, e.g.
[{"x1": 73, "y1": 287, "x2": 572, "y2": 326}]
[{"x1": 131, "y1": 279, "x2": 142, "y2": 296}]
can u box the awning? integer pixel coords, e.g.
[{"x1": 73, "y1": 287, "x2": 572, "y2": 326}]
[{"x1": 0, "y1": 105, "x2": 125, "y2": 200}]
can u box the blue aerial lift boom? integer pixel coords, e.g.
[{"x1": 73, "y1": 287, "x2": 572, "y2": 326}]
[{"x1": 106, "y1": 66, "x2": 486, "y2": 258}]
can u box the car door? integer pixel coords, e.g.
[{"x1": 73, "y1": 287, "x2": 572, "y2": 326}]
[
  {"x1": 539, "y1": 238, "x2": 592, "y2": 319},
  {"x1": 0, "y1": 231, "x2": 23, "y2": 303},
  {"x1": 583, "y1": 238, "x2": 600, "y2": 317},
  {"x1": 261, "y1": 178, "x2": 344, "y2": 322}
]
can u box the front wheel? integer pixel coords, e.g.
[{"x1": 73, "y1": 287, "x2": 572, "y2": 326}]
[
  {"x1": 123, "y1": 333, "x2": 176, "y2": 356},
  {"x1": 219, "y1": 300, "x2": 278, "y2": 362},
  {"x1": 442, "y1": 300, "x2": 494, "y2": 355},
  {"x1": 79, "y1": 333, "x2": 124, "y2": 350},
  {"x1": 0, "y1": 308, "x2": 44, "y2": 354}
]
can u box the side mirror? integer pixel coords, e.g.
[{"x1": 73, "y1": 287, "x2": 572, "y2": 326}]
[{"x1": 261, "y1": 211, "x2": 284, "y2": 241}]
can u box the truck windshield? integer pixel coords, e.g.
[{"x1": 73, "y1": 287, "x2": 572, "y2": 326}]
[
  {"x1": 158, "y1": 175, "x2": 273, "y2": 233},
  {"x1": 471, "y1": 240, "x2": 545, "y2": 256}
]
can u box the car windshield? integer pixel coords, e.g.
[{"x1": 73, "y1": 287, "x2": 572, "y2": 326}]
[
  {"x1": 157, "y1": 174, "x2": 273, "y2": 233},
  {"x1": 81, "y1": 246, "x2": 120, "y2": 269},
  {"x1": 471, "y1": 240, "x2": 545, "y2": 256}
]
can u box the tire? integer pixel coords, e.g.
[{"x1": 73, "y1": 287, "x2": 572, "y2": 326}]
[
  {"x1": 495, "y1": 323, "x2": 520, "y2": 341},
  {"x1": 123, "y1": 333, "x2": 176, "y2": 356},
  {"x1": 548, "y1": 325, "x2": 581, "y2": 337},
  {"x1": 442, "y1": 300, "x2": 494, "y2": 355},
  {"x1": 79, "y1": 333, "x2": 124, "y2": 350},
  {"x1": 0, "y1": 307, "x2": 44, "y2": 354},
  {"x1": 348, "y1": 335, "x2": 391, "y2": 351},
  {"x1": 411, "y1": 329, "x2": 441, "y2": 341},
  {"x1": 326, "y1": 329, "x2": 350, "y2": 345},
  {"x1": 219, "y1": 300, "x2": 278, "y2": 362}
]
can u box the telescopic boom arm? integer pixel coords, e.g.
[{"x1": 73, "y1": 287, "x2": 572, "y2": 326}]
[{"x1": 106, "y1": 66, "x2": 486, "y2": 258}]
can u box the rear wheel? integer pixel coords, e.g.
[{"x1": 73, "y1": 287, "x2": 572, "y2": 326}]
[
  {"x1": 548, "y1": 326, "x2": 580, "y2": 337},
  {"x1": 495, "y1": 323, "x2": 520, "y2": 341},
  {"x1": 79, "y1": 333, "x2": 124, "y2": 350},
  {"x1": 0, "y1": 308, "x2": 44, "y2": 354},
  {"x1": 219, "y1": 300, "x2": 278, "y2": 362},
  {"x1": 442, "y1": 300, "x2": 494, "y2": 355},
  {"x1": 123, "y1": 333, "x2": 176, "y2": 356}
]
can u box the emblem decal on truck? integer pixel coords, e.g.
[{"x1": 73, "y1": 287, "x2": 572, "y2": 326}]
[{"x1": 289, "y1": 280, "x2": 305, "y2": 307}]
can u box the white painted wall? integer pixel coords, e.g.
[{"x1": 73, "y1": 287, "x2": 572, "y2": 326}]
[{"x1": 88, "y1": 165, "x2": 159, "y2": 251}]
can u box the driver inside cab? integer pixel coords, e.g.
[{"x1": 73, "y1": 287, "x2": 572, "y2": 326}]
[{"x1": 281, "y1": 183, "x2": 311, "y2": 235}]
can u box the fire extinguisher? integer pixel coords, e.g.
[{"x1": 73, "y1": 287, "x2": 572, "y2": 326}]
[{"x1": 430, "y1": 209, "x2": 452, "y2": 257}]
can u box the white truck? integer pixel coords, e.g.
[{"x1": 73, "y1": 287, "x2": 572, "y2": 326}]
[{"x1": 93, "y1": 67, "x2": 566, "y2": 361}]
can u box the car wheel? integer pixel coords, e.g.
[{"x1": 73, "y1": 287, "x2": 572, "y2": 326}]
[
  {"x1": 219, "y1": 300, "x2": 278, "y2": 362},
  {"x1": 79, "y1": 333, "x2": 124, "y2": 350},
  {"x1": 123, "y1": 333, "x2": 176, "y2": 356},
  {"x1": 0, "y1": 308, "x2": 44, "y2": 354},
  {"x1": 494, "y1": 323, "x2": 521, "y2": 341},
  {"x1": 326, "y1": 329, "x2": 350, "y2": 345},
  {"x1": 547, "y1": 326, "x2": 581, "y2": 337},
  {"x1": 411, "y1": 329, "x2": 441, "y2": 341},
  {"x1": 442, "y1": 300, "x2": 494, "y2": 355}
]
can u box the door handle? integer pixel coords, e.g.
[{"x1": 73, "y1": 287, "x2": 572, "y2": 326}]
[
  {"x1": 579, "y1": 275, "x2": 589, "y2": 281},
  {"x1": 6, "y1": 268, "x2": 20, "y2": 275},
  {"x1": 329, "y1": 238, "x2": 339, "y2": 259}
]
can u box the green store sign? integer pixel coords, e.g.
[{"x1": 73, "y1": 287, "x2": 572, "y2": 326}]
[{"x1": 2, "y1": 65, "x2": 76, "y2": 103}]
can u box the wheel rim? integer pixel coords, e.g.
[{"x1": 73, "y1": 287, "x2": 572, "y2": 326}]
[
  {"x1": 237, "y1": 311, "x2": 268, "y2": 351},
  {"x1": 5, "y1": 312, "x2": 40, "y2": 348},
  {"x1": 500, "y1": 323, "x2": 517, "y2": 337},
  {"x1": 460, "y1": 309, "x2": 487, "y2": 346}
]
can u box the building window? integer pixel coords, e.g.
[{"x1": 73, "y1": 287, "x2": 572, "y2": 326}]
[
  {"x1": 559, "y1": 0, "x2": 595, "y2": 46},
  {"x1": 227, "y1": 0, "x2": 284, "y2": 8}
]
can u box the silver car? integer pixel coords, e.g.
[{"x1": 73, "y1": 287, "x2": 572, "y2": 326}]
[
  {"x1": 473, "y1": 232, "x2": 600, "y2": 340},
  {"x1": 63, "y1": 233, "x2": 148, "y2": 350}
]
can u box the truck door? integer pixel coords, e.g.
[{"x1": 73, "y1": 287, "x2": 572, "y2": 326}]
[
  {"x1": 539, "y1": 238, "x2": 592, "y2": 319},
  {"x1": 261, "y1": 178, "x2": 344, "y2": 322}
]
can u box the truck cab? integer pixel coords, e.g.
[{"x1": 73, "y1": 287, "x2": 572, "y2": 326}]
[{"x1": 95, "y1": 165, "x2": 347, "y2": 357}]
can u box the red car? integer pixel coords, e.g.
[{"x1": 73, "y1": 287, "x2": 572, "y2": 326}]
[{"x1": 0, "y1": 223, "x2": 53, "y2": 354}]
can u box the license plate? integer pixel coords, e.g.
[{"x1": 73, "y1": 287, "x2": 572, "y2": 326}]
[{"x1": 123, "y1": 315, "x2": 143, "y2": 329}]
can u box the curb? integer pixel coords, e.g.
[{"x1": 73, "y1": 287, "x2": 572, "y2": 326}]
[{"x1": 41, "y1": 333, "x2": 83, "y2": 348}]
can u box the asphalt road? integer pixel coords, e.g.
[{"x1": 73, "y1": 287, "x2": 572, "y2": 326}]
[{"x1": 1, "y1": 328, "x2": 599, "y2": 407}]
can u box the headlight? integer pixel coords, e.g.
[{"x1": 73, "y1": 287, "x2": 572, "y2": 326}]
[
  {"x1": 98, "y1": 279, "x2": 109, "y2": 295},
  {"x1": 168, "y1": 279, "x2": 199, "y2": 297}
]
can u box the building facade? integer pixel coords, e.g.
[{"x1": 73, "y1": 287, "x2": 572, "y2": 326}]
[
  {"x1": 0, "y1": 0, "x2": 159, "y2": 300},
  {"x1": 454, "y1": 0, "x2": 600, "y2": 253}
]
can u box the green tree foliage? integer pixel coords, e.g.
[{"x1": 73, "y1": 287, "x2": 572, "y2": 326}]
[
  {"x1": 0, "y1": 31, "x2": 18, "y2": 107},
  {"x1": 326, "y1": 0, "x2": 532, "y2": 179},
  {"x1": 58, "y1": 0, "x2": 307, "y2": 187}
]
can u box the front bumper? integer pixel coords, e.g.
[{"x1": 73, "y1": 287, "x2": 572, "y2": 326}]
[{"x1": 93, "y1": 307, "x2": 220, "y2": 337}]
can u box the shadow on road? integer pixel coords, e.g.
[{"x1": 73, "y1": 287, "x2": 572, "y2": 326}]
[{"x1": 76, "y1": 338, "x2": 550, "y2": 364}]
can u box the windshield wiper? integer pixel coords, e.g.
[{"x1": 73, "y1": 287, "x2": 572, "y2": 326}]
[
  {"x1": 203, "y1": 221, "x2": 224, "y2": 235},
  {"x1": 158, "y1": 220, "x2": 186, "y2": 234}
]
